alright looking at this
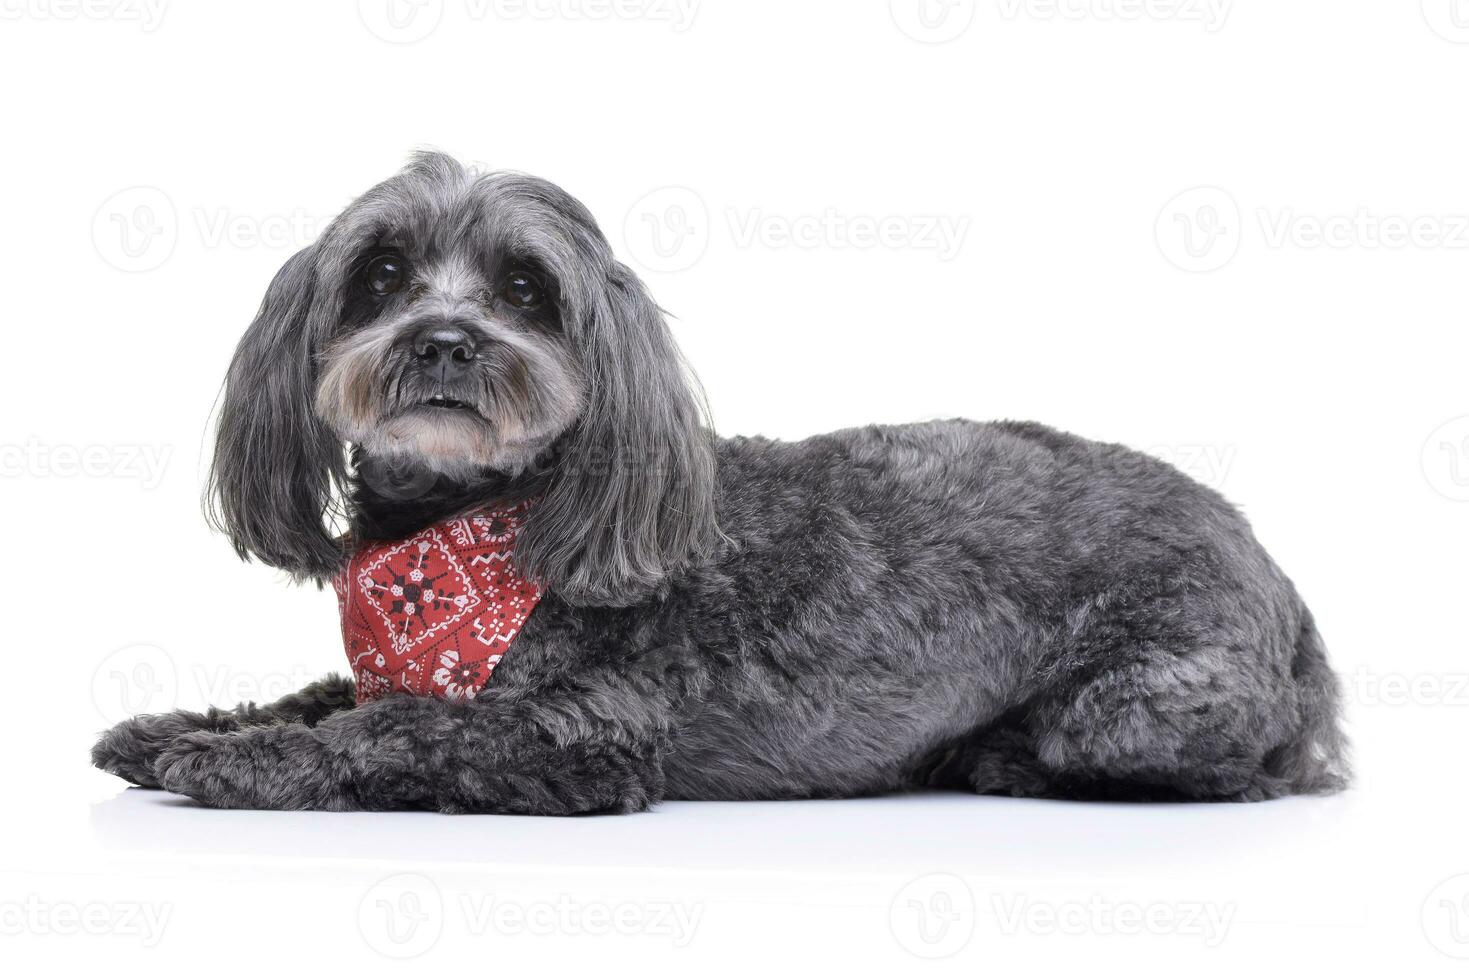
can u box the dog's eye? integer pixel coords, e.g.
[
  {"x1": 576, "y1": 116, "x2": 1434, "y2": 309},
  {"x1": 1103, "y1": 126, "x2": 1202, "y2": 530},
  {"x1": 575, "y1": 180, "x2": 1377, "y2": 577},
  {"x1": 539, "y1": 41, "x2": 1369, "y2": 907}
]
[
  {"x1": 365, "y1": 254, "x2": 407, "y2": 295},
  {"x1": 501, "y1": 271, "x2": 544, "y2": 310}
]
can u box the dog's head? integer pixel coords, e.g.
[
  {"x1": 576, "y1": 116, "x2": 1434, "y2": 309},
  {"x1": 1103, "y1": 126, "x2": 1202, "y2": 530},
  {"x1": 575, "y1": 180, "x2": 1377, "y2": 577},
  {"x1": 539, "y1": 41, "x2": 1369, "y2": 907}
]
[{"x1": 208, "y1": 152, "x2": 718, "y2": 604}]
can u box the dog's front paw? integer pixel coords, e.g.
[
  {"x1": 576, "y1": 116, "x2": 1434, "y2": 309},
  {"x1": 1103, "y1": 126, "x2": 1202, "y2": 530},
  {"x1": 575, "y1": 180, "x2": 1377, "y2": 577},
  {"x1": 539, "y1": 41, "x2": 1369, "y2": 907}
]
[
  {"x1": 154, "y1": 731, "x2": 257, "y2": 807},
  {"x1": 92, "y1": 712, "x2": 221, "y2": 788},
  {"x1": 156, "y1": 727, "x2": 354, "y2": 811}
]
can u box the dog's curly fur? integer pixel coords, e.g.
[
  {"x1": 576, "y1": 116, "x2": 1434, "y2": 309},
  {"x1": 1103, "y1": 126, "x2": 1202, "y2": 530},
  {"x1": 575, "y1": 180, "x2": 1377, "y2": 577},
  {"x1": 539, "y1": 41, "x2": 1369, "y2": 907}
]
[{"x1": 92, "y1": 153, "x2": 1349, "y2": 812}]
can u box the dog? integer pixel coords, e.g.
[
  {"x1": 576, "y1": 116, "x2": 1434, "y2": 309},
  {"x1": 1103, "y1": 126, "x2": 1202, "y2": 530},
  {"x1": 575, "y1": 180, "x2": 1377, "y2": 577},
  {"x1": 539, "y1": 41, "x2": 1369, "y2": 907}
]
[{"x1": 91, "y1": 152, "x2": 1349, "y2": 812}]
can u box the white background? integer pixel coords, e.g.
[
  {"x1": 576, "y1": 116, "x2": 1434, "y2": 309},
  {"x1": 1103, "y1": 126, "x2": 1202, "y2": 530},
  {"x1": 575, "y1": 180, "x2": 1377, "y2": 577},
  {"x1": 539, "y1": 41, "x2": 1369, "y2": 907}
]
[{"x1": 1, "y1": 0, "x2": 1466, "y2": 975}]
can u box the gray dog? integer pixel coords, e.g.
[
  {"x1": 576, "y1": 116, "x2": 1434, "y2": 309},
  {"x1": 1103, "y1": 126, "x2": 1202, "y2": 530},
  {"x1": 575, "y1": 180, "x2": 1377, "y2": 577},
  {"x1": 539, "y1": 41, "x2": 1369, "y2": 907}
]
[{"x1": 91, "y1": 152, "x2": 1349, "y2": 812}]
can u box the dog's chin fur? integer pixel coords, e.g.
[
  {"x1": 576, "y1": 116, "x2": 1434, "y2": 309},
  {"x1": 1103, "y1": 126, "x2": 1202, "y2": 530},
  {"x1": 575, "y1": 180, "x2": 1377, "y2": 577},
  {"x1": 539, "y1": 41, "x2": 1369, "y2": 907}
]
[{"x1": 352, "y1": 408, "x2": 563, "y2": 481}]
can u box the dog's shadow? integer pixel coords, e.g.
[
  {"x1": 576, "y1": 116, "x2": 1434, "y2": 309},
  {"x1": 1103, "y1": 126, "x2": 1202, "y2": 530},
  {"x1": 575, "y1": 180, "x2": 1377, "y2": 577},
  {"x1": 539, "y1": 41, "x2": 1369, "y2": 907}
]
[{"x1": 88, "y1": 785, "x2": 1347, "y2": 877}]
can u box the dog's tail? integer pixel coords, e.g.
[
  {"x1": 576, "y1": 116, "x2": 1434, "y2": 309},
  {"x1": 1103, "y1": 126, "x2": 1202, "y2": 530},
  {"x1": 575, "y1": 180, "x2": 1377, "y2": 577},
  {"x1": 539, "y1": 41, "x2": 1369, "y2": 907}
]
[{"x1": 1268, "y1": 608, "x2": 1351, "y2": 795}]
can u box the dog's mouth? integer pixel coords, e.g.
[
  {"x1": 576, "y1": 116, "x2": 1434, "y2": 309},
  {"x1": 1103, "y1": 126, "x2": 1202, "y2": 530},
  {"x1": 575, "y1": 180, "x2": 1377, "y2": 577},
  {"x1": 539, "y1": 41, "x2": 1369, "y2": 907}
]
[
  {"x1": 399, "y1": 394, "x2": 490, "y2": 424},
  {"x1": 423, "y1": 395, "x2": 474, "y2": 411}
]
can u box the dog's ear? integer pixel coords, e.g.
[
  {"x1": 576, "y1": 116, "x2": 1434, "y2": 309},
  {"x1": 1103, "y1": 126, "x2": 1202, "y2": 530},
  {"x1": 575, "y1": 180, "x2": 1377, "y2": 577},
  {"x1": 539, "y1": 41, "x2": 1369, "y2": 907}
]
[
  {"x1": 517, "y1": 261, "x2": 720, "y2": 605},
  {"x1": 206, "y1": 247, "x2": 346, "y2": 580}
]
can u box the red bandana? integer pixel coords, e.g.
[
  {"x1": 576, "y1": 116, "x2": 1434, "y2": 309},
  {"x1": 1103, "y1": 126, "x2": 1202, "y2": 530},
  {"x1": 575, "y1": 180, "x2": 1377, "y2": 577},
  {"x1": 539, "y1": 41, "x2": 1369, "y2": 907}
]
[{"x1": 332, "y1": 502, "x2": 542, "y2": 705}]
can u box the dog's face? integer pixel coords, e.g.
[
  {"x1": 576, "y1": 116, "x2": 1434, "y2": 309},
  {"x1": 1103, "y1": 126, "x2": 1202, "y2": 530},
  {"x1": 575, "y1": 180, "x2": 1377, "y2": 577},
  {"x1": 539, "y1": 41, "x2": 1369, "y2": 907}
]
[
  {"x1": 312, "y1": 170, "x2": 585, "y2": 479},
  {"x1": 208, "y1": 153, "x2": 718, "y2": 604}
]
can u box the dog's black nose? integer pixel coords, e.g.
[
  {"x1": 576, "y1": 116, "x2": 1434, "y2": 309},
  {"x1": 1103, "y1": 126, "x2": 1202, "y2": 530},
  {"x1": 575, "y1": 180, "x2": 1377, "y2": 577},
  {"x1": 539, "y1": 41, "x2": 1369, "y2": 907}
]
[{"x1": 412, "y1": 325, "x2": 477, "y2": 370}]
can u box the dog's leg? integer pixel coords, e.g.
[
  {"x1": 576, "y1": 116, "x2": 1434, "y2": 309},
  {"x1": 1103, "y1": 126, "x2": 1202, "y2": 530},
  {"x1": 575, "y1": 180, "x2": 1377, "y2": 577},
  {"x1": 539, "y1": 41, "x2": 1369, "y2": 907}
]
[
  {"x1": 929, "y1": 722, "x2": 1225, "y2": 802},
  {"x1": 919, "y1": 720, "x2": 1062, "y2": 799},
  {"x1": 939, "y1": 636, "x2": 1345, "y2": 802},
  {"x1": 91, "y1": 674, "x2": 357, "y2": 788},
  {"x1": 913, "y1": 598, "x2": 1349, "y2": 803},
  {"x1": 152, "y1": 683, "x2": 665, "y2": 814}
]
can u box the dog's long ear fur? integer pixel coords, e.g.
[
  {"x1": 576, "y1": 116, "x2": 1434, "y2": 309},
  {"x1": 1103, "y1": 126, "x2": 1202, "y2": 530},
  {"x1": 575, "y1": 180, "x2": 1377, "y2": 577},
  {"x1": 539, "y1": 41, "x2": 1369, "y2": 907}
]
[
  {"x1": 516, "y1": 259, "x2": 720, "y2": 606},
  {"x1": 206, "y1": 247, "x2": 345, "y2": 580}
]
